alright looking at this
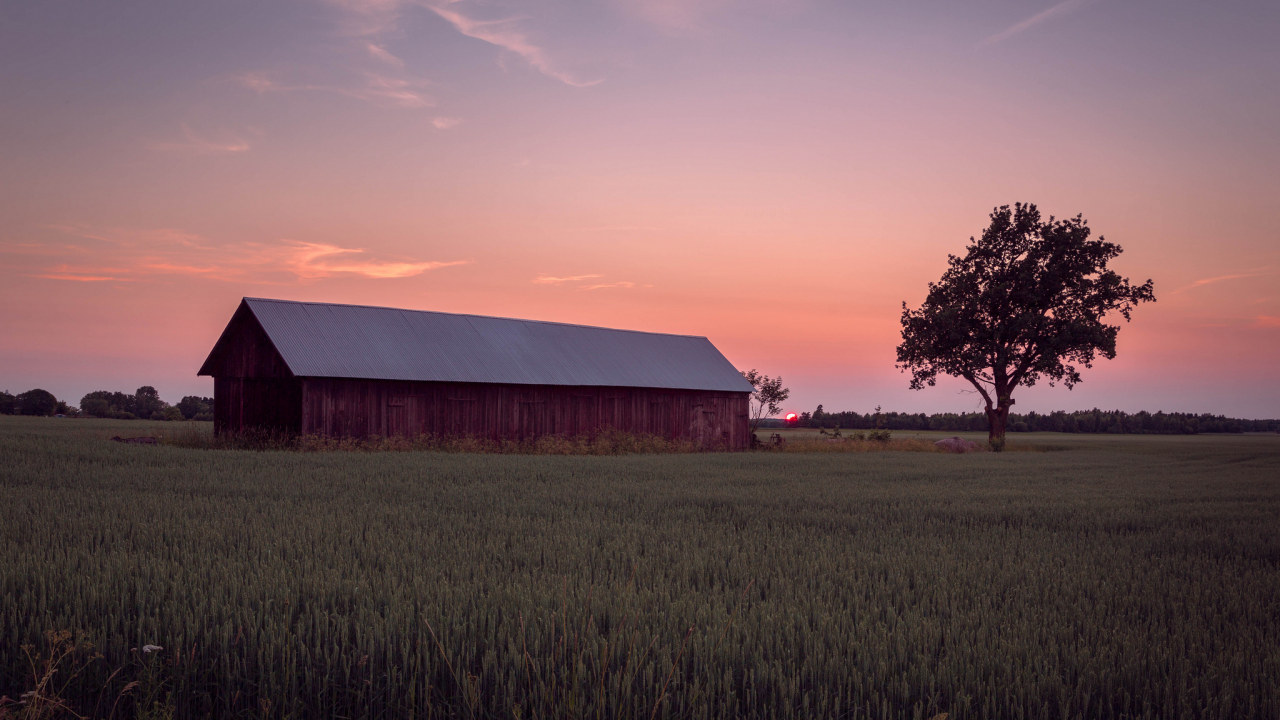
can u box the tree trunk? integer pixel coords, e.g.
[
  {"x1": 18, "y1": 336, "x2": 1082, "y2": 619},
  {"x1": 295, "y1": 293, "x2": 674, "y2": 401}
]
[{"x1": 986, "y1": 404, "x2": 1009, "y2": 443}]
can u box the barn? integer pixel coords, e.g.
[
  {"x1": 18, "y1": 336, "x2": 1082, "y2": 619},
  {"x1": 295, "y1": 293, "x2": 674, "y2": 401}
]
[{"x1": 197, "y1": 298, "x2": 755, "y2": 449}]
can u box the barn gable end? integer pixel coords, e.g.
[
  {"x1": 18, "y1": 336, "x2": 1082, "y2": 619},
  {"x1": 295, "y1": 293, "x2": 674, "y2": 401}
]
[
  {"x1": 198, "y1": 300, "x2": 294, "y2": 379},
  {"x1": 198, "y1": 300, "x2": 302, "y2": 434}
]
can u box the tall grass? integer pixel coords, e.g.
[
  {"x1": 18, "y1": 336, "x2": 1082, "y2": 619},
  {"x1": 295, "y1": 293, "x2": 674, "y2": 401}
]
[
  {"x1": 158, "y1": 424, "x2": 707, "y2": 455},
  {"x1": 2, "y1": 416, "x2": 1278, "y2": 718},
  {"x1": 159, "y1": 423, "x2": 964, "y2": 455}
]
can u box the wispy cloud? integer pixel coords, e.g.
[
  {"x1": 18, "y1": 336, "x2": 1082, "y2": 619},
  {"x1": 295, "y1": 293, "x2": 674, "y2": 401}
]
[
  {"x1": 366, "y1": 43, "x2": 405, "y2": 67},
  {"x1": 283, "y1": 242, "x2": 466, "y2": 278},
  {"x1": 426, "y1": 4, "x2": 601, "y2": 87},
  {"x1": 33, "y1": 267, "x2": 133, "y2": 282},
  {"x1": 234, "y1": 71, "x2": 278, "y2": 93},
  {"x1": 233, "y1": 69, "x2": 433, "y2": 108},
  {"x1": 18, "y1": 226, "x2": 468, "y2": 283},
  {"x1": 1171, "y1": 269, "x2": 1270, "y2": 294},
  {"x1": 570, "y1": 225, "x2": 663, "y2": 232},
  {"x1": 153, "y1": 124, "x2": 250, "y2": 155},
  {"x1": 323, "y1": 0, "x2": 406, "y2": 35},
  {"x1": 619, "y1": 0, "x2": 733, "y2": 32},
  {"x1": 533, "y1": 273, "x2": 644, "y2": 290},
  {"x1": 1254, "y1": 316, "x2": 1280, "y2": 329},
  {"x1": 432, "y1": 116, "x2": 461, "y2": 129},
  {"x1": 981, "y1": 0, "x2": 1099, "y2": 46},
  {"x1": 363, "y1": 73, "x2": 433, "y2": 106},
  {"x1": 533, "y1": 274, "x2": 602, "y2": 285}
]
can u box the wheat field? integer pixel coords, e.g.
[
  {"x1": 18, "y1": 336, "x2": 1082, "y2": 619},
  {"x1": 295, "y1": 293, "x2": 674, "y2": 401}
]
[{"x1": 2, "y1": 416, "x2": 1278, "y2": 719}]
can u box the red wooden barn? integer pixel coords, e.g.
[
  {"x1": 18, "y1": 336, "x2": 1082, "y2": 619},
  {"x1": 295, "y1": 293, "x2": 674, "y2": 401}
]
[{"x1": 198, "y1": 298, "x2": 754, "y2": 449}]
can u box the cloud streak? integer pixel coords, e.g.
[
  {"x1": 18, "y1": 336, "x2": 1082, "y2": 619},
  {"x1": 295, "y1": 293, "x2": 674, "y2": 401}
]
[
  {"x1": 1171, "y1": 269, "x2": 1270, "y2": 294},
  {"x1": 232, "y1": 69, "x2": 433, "y2": 108},
  {"x1": 363, "y1": 73, "x2": 434, "y2": 106},
  {"x1": 532, "y1": 274, "x2": 643, "y2": 290},
  {"x1": 367, "y1": 43, "x2": 405, "y2": 67},
  {"x1": 284, "y1": 242, "x2": 466, "y2": 278},
  {"x1": 533, "y1": 274, "x2": 602, "y2": 285},
  {"x1": 981, "y1": 0, "x2": 1099, "y2": 46},
  {"x1": 153, "y1": 124, "x2": 250, "y2": 155},
  {"x1": 19, "y1": 226, "x2": 468, "y2": 283},
  {"x1": 426, "y1": 4, "x2": 601, "y2": 87}
]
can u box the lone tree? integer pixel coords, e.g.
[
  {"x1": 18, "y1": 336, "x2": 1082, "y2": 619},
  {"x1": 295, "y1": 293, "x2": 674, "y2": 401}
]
[
  {"x1": 896, "y1": 203, "x2": 1154, "y2": 444},
  {"x1": 741, "y1": 369, "x2": 789, "y2": 437}
]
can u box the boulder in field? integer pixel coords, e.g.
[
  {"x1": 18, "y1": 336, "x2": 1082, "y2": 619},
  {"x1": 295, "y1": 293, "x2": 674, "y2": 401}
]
[{"x1": 935, "y1": 436, "x2": 980, "y2": 453}]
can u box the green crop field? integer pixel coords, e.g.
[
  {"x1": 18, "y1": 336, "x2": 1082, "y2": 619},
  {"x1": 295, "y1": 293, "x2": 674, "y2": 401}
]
[{"x1": 2, "y1": 416, "x2": 1278, "y2": 719}]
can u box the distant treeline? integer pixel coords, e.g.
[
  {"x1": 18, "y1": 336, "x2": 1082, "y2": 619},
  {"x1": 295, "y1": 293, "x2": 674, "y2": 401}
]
[
  {"x1": 762, "y1": 407, "x2": 1280, "y2": 434},
  {"x1": 0, "y1": 386, "x2": 213, "y2": 421}
]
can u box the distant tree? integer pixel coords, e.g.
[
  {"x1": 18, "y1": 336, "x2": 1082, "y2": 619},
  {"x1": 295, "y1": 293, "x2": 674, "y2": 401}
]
[
  {"x1": 177, "y1": 396, "x2": 214, "y2": 420},
  {"x1": 0, "y1": 391, "x2": 14, "y2": 415},
  {"x1": 16, "y1": 389, "x2": 59, "y2": 416},
  {"x1": 82, "y1": 398, "x2": 112, "y2": 418},
  {"x1": 134, "y1": 386, "x2": 165, "y2": 419},
  {"x1": 81, "y1": 390, "x2": 134, "y2": 416},
  {"x1": 897, "y1": 203, "x2": 1155, "y2": 446},
  {"x1": 741, "y1": 369, "x2": 790, "y2": 438}
]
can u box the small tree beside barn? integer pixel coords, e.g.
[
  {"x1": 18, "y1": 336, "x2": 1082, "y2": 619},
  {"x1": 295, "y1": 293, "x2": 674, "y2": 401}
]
[{"x1": 199, "y1": 298, "x2": 754, "y2": 449}]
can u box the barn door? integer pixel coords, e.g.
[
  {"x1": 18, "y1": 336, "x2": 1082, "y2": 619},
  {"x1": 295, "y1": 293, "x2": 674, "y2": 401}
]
[
  {"x1": 601, "y1": 396, "x2": 623, "y2": 430},
  {"x1": 517, "y1": 401, "x2": 548, "y2": 440},
  {"x1": 569, "y1": 394, "x2": 595, "y2": 436},
  {"x1": 447, "y1": 397, "x2": 479, "y2": 437},
  {"x1": 387, "y1": 396, "x2": 425, "y2": 437},
  {"x1": 694, "y1": 398, "x2": 724, "y2": 447},
  {"x1": 648, "y1": 399, "x2": 672, "y2": 438}
]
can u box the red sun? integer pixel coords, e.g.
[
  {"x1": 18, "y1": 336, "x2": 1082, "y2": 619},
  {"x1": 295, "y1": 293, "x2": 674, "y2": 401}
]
[{"x1": 785, "y1": 413, "x2": 798, "y2": 422}]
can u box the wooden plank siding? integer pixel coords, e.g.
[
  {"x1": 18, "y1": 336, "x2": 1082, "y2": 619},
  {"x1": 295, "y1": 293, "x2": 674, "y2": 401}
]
[
  {"x1": 296, "y1": 378, "x2": 750, "y2": 450},
  {"x1": 214, "y1": 377, "x2": 302, "y2": 434}
]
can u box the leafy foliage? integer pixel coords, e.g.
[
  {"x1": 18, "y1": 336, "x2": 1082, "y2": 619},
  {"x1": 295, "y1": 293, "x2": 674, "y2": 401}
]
[
  {"x1": 175, "y1": 396, "x2": 213, "y2": 420},
  {"x1": 897, "y1": 203, "x2": 1154, "y2": 440},
  {"x1": 80, "y1": 387, "x2": 202, "y2": 421},
  {"x1": 740, "y1": 369, "x2": 789, "y2": 437},
  {"x1": 15, "y1": 389, "x2": 58, "y2": 417},
  {"x1": 80, "y1": 391, "x2": 137, "y2": 418}
]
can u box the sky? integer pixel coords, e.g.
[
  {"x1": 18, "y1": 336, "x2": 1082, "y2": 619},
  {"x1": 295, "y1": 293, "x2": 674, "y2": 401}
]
[{"x1": 1, "y1": 0, "x2": 1277, "y2": 419}]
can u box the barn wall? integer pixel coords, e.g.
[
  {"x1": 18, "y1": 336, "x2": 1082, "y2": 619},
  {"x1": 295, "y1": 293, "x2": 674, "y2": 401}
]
[
  {"x1": 214, "y1": 377, "x2": 303, "y2": 434},
  {"x1": 299, "y1": 378, "x2": 750, "y2": 450}
]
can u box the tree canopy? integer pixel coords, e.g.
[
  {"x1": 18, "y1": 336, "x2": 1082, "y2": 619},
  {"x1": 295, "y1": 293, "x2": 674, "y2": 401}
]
[
  {"x1": 740, "y1": 369, "x2": 789, "y2": 438},
  {"x1": 16, "y1": 389, "x2": 59, "y2": 416},
  {"x1": 896, "y1": 203, "x2": 1155, "y2": 444}
]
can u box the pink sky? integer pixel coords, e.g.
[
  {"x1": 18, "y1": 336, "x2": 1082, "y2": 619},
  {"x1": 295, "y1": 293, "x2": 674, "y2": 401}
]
[{"x1": 1, "y1": 0, "x2": 1277, "y2": 417}]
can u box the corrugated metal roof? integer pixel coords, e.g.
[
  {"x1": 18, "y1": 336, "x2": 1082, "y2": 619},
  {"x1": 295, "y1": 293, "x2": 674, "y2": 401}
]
[{"x1": 219, "y1": 297, "x2": 754, "y2": 392}]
